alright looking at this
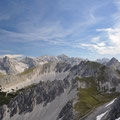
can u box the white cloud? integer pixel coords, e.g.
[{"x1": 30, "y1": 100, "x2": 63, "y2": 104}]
[
  {"x1": 80, "y1": 43, "x2": 120, "y2": 55},
  {"x1": 97, "y1": 28, "x2": 120, "y2": 46},
  {"x1": 79, "y1": 0, "x2": 120, "y2": 55},
  {"x1": 0, "y1": 50, "x2": 12, "y2": 53},
  {"x1": 91, "y1": 36, "x2": 100, "y2": 43},
  {"x1": 80, "y1": 27, "x2": 120, "y2": 55},
  {"x1": 0, "y1": 54, "x2": 24, "y2": 58}
]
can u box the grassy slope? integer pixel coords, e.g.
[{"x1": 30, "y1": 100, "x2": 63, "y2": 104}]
[
  {"x1": 0, "y1": 72, "x2": 5, "y2": 78},
  {"x1": 84, "y1": 61, "x2": 101, "y2": 69},
  {"x1": 19, "y1": 67, "x2": 36, "y2": 75},
  {"x1": 74, "y1": 77, "x2": 120, "y2": 118},
  {"x1": 0, "y1": 92, "x2": 16, "y2": 106}
]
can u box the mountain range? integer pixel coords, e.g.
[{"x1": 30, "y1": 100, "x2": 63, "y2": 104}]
[
  {"x1": 0, "y1": 55, "x2": 120, "y2": 120},
  {"x1": 0, "y1": 54, "x2": 85, "y2": 75}
]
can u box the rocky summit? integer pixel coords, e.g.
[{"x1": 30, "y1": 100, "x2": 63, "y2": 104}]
[{"x1": 0, "y1": 55, "x2": 120, "y2": 120}]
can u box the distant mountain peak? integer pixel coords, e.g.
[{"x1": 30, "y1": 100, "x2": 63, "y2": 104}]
[
  {"x1": 96, "y1": 58, "x2": 110, "y2": 64},
  {"x1": 58, "y1": 54, "x2": 69, "y2": 58},
  {"x1": 106, "y1": 57, "x2": 120, "y2": 70},
  {"x1": 110, "y1": 57, "x2": 119, "y2": 63}
]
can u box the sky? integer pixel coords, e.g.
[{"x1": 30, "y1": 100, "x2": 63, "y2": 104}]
[{"x1": 0, "y1": 0, "x2": 120, "y2": 60}]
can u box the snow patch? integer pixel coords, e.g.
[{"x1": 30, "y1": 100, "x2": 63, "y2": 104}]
[
  {"x1": 105, "y1": 98, "x2": 117, "y2": 107},
  {"x1": 96, "y1": 111, "x2": 108, "y2": 120},
  {"x1": 116, "y1": 117, "x2": 120, "y2": 120}
]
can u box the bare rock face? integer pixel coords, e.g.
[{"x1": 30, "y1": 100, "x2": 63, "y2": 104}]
[
  {"x1": 8, "y1": 80, "x2": 68, "y2": 116},
  {"x1": 57, "y1": 54, "x2": 85, "y2": 65},
  {"x1": 0, "y1": 56, "x2": 18, "y2": 75},
  {"x1": 20, "y1": 57, "x2": 39, "y2": 68},
  {"x1": 0, "y1": 56, "x2": 28, "y2": 75},
  {"x1": 57, "y1": 100, "x2": 73, "y2": 120}
]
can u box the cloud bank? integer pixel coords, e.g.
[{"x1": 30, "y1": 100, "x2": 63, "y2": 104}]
[
  {"x1": 80, "y1": 0, "x2": 120, "y2": 55},
  {"x1": 0, "y1": 54, "x2": 24, "y2": 58}
]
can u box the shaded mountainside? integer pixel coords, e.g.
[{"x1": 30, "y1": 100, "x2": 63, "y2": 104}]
[{"x1": 0, "y1": 58, "x2": 120, "y2": 120}]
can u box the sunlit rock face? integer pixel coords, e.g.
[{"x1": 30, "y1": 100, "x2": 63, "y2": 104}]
[{"x1": 0, "y1": 55, "x2": 84, "y2": 75}]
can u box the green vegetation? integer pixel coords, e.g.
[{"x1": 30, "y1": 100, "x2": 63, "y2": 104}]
[
  {"x1": 43, "y1": 62, "x2": 52, "y2": 65},
  {"x1": 0, "y1": 72, "x2": 5, "y2": 78},
  {"x1": 19, "y1": 67, "x2": 36, "y2": 75},
  {"x1": 0, "y1": 92, "x2": 16, "y2": 106},
  {"x1": 74, "y1": 77, "x2": 120, "y2": 119},
  {"x1": 85, "y1": 61, "x2": 101, "y2": 69},
  {"x1": 116, "y1": 69, "x2": 120, "y2": 75},
  {"x1": 99, "y1": 65, "x2": 106, "y2": 71},
  {"x1": 0, "y1": 69, "x2": 37, "y2": 106},
  {"x1": 43, "y1": 62, "x2": 52, "y2": 68}
]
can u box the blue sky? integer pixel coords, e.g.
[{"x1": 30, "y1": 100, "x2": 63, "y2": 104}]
[{"x1": 0, "y1": 0, "x2": 120, "y2": 60}]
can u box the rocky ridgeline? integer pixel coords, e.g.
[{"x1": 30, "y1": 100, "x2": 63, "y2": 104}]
[
  {"x1": 0, "y1": 56, "x2": 120, "y2": 120},
  {"x1": 0, "y1": 54, "x2": 85, "y2": 75},
  {"x1": 0, "y1": 61, "x2": 72, "y2": 92},
  {"x1": 0, "y1": 79, "x2": 71, "y2": 120}
]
